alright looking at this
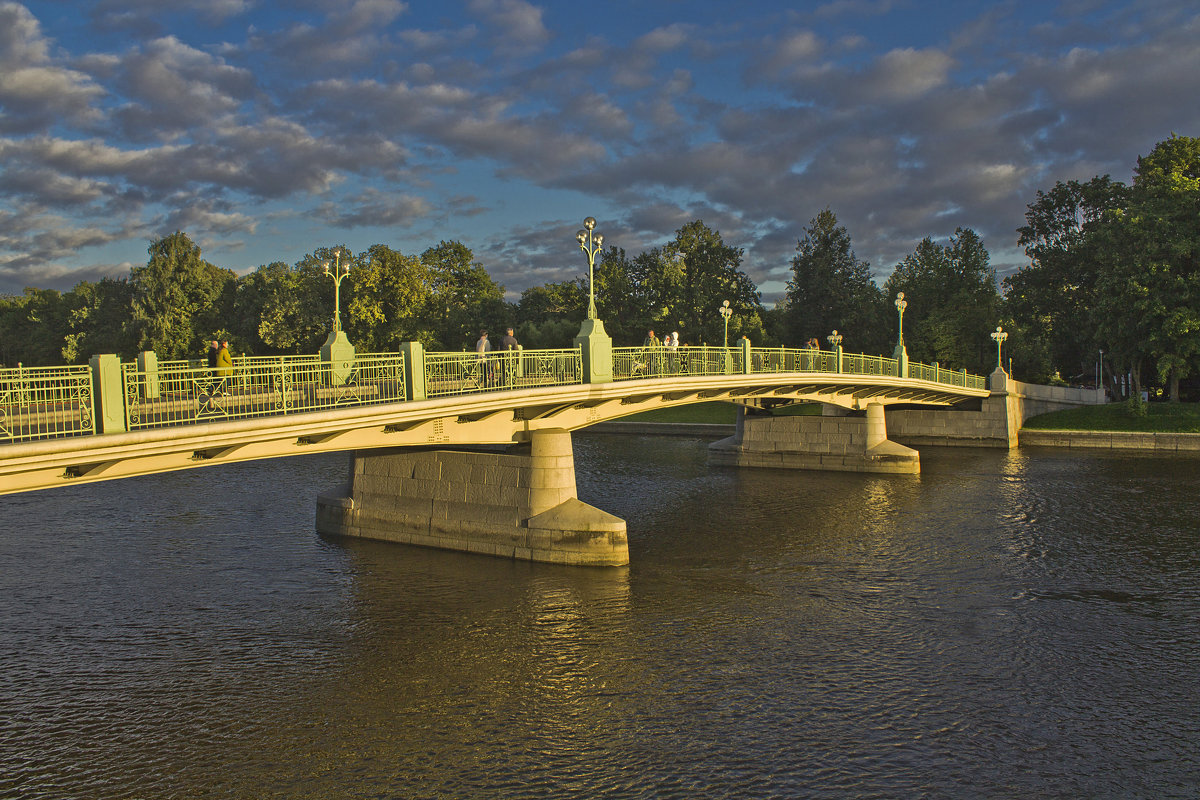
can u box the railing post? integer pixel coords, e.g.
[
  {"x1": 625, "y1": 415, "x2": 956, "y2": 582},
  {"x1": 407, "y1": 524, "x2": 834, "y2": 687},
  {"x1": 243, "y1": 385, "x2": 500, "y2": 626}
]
[
  {"x1": 137, "y1": 350, "x2": 160, "y2": 399},
  {"x1": 88, "y1": 354, "x2": 126, "y2": 434},
  {"x1": 399, "y1": 341, "x2": 426, "y2": 401},
  {"x1": 741, "y1": 337, "x2": 752, "y2": 374},
  {"x1": 573, "y1": 319, "x2": 613, "y2": 384}
]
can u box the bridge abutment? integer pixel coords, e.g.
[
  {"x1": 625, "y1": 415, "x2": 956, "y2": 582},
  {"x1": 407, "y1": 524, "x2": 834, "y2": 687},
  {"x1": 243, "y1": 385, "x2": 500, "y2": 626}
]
[
  {"x1": 707, "y1": 402, "x2": 920, "y2": 474},
  {"x1": 316, "y1": 428, "x2": 629, "y2": 566}
]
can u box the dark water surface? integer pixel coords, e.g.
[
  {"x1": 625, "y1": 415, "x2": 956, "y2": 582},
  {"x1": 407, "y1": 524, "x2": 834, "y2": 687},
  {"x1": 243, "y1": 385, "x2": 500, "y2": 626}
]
[{"x1": 2, "y1": 436, "x2": 1198, "y2": 799}]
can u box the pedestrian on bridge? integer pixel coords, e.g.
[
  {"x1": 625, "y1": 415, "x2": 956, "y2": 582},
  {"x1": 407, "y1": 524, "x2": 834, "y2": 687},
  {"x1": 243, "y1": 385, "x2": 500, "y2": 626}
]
[
  {"x1": 476, "y1": 329, "x2": 494, "y2": 387},
  {"x1": 499, "y1": 327, "x2": 519, "y2": 386},
  {"x1": 207, "y1": 340, "x2": 219, "y2": 377}
]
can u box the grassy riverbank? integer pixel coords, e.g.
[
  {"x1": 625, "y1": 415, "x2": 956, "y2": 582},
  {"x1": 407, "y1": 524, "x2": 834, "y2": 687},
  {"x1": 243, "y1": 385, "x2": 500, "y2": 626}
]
[
  {"x1": 1022, "y1": 401, "x2": 1200, "y2": 433},
  {"x1": 624, "y1": 399, "x2": 1200, "y2": 433}
]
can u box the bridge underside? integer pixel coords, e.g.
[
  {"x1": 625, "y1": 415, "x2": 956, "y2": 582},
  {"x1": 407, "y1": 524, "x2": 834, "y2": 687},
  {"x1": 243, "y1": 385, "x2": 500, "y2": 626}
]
[{"x1": 0, "y1": 372, "x2": 986, "y2": 497}]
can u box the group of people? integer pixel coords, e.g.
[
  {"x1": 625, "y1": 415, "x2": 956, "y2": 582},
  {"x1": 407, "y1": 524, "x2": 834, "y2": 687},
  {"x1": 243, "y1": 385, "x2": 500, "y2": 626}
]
[
  {"x1": 206, "y1": 339, "x2": 233, "y2": 378},
  {"x1": 641, "y1": 328, "x2": 683, "y2": 350},
  {"x1": 475, "y1": 327, "x2": 520, "y2": 386}
]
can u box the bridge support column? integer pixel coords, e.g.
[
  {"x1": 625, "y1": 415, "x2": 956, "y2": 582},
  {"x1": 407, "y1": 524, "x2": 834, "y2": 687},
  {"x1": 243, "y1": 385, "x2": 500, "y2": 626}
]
[
  {"x1": 315, "y1": 428, "x2": 628, "y2": 566},
  {"x1": 708, "y1": 402, "x2": 920, "y2": 474}
]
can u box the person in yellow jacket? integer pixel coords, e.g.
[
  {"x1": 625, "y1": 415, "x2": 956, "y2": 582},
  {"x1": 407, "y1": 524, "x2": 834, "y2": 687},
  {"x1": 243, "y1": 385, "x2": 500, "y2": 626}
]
[{"x1": 216, "y1": 340, "x2": 233, "y2": 377}]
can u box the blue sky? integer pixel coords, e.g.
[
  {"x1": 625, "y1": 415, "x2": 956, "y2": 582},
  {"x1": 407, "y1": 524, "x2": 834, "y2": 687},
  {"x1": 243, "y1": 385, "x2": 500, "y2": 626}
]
[{"x1": 1, "y1": 0, "x2": 1197, "y2": 303}]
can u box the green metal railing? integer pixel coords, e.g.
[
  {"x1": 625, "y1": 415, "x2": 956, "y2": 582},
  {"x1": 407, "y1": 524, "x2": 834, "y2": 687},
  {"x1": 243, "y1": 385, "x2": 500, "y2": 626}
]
[
  {"x1": 121, "y1": 352, "x2": 407, "y2": 431},
  {"x1": 0, "y1": 364, "x2": 94, "y2": 442},
  {"x1": 1, "y1": 341, "x2": 988, "y2": 445},
  {"x1": 425, "y1": 349, "x2": 582, "y2": 398},
  {"x1": 613, "y1": 346, "x2": 743, "y2": 380}
]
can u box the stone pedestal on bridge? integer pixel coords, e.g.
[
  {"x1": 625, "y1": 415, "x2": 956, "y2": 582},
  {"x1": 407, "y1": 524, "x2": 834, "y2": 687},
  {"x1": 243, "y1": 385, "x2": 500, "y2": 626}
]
[
  {"x1": 316, "y1": 428, "x2": 628, "y2": 566},
  {"x1": 707, "y1": 402, "x2": 920, "y2": 474}
]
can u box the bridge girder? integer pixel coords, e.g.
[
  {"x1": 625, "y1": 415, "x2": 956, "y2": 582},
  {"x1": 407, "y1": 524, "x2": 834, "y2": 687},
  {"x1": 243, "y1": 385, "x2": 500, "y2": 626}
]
[{"x1": 0, "y1": 372, "x2": 988, "y2": 496}]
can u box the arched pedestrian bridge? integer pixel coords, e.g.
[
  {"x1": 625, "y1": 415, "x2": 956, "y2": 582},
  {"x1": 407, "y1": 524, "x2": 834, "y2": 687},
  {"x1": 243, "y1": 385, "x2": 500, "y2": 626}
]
[{"x1": 0, "y1": 339, "x2": 1099, "y2": 566}]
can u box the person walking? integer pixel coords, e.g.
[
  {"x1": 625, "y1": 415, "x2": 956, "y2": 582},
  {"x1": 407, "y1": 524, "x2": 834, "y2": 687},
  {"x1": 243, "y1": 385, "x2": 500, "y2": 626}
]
[
  {"x1": 499, "y1": 327, "x2": 519, "y2": 385},
  {"x1": 207, "y1": 340, "x2": 219, "y2": 377},
  {"x1": 475, "y1": 329, "x2": 493, "y2": 387},
  {"x1": 642, "y1": 329, "x2": 660, "y2": 375},
  {"x1": 216, "y1": 340, "x2": 233, "y2": 393}
]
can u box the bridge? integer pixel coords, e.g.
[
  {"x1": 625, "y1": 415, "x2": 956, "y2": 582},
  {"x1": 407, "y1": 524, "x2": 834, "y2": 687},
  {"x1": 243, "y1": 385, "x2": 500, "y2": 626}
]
[{"x1": 0, "y1": 335, "x2": 1099, "y2": 566}]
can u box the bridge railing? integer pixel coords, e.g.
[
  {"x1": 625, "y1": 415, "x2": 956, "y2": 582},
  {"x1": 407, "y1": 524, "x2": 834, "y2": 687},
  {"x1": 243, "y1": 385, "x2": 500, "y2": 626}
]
[
  {"x1": 0, "y1": 364, "x2": 95, "y2": 443},
  {"x1": 748, "y1": 346, "x2": 839, "y2": 373},
  {"x1": 909, "y1": 361, "x2": 985, "y2": 389},
  {"x1": 121, "y1": 352, "x2": 407, "y2": 431},
  {"x1": 612, "y1": 346, "x2": 743, "y2": 380},
  {"x1": 425, "y1": 348, "x2": 582, "y2": 398}
]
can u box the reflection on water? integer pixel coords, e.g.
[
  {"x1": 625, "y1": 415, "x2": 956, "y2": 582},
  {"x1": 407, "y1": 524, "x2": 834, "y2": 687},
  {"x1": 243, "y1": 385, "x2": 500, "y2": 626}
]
[{"x1": 2, "y1": 438, "x2": 1199, "y2": 798}]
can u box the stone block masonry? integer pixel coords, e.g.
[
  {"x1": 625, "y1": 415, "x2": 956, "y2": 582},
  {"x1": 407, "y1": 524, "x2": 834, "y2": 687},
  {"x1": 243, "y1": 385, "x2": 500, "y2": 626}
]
[
  {"x1": 708, "y1": 402, "x2": 920, "y2": 474},
  {"x1": 316, "y1": 428, "x2": 628, "y2": 566}
]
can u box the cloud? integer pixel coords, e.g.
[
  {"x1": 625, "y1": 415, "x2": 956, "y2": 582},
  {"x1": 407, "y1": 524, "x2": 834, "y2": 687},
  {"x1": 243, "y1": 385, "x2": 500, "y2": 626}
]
[
  {"x1": 0, "y1": 3, "x2": 105, "y2": 133},
  {"x1": 315, "y1": 188, "x2": 433, "y2": 228},
  {"x1": 466, "y1": 0, "x2": 550, "y2": 56}
]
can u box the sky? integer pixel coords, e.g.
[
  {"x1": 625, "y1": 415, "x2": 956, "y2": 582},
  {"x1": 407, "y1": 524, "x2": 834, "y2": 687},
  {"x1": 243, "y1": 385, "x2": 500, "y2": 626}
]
[{"x1": 1, "y1": 0, "x2": 1198, "y2": 304}]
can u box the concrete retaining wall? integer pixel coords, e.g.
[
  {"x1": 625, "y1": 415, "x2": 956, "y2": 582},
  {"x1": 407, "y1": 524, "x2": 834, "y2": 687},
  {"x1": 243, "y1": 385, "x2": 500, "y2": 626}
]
[{"x1": 1020, "y1": 429, "x2": 1200, "y2": 453}]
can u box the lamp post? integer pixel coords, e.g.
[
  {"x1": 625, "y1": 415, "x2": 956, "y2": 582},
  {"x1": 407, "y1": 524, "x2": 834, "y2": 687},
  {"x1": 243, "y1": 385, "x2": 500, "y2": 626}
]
[
  {"x1": 827, "y1": 329, "x2": 843, "y2": 373},
  {"x1": 893, "y1": 292, "x2": 909, "y2": 377},
  {"x1": 718, "y1": 300, "x2": 732, "y2": 348},
  {"x1": 990, "y1": 325, "x2": 1008, "y2": 371},
  {"x1": 571, "y1": 217, "x2": 613, "y2": 384},
  {"x1": 576, "y1": 217, "x2": 604, "y2": 320},
  {"x1": 323, "y1": 248, "x2": 352, "y2": 333}
]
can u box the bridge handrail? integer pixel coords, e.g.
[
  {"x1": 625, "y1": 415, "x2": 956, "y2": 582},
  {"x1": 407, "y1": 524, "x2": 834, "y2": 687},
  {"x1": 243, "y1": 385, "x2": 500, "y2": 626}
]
[
  {"x1": 120, "y1": 352, "x2": 407, "y2": 431},
  {"x1": 612, "y1": 345, "x2": 743, "y2": 380},
  {"x1": 1, "y1": 342, "x2": 988, "y2": 445},
  {"x1": 0, "y1": 363, "x2": 95, "y2": 442},
  {"x1": 425, "y1": 348, "x2": 582, "y2": 397}
]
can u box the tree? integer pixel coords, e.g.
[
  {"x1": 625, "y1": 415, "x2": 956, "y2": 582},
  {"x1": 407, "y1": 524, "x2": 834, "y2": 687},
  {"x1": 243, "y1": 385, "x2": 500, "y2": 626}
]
[
  {"x1": 1006, "y1": 176, "x2": 1130, "y2": 383},
  {"x1": 131, "y1": 232, "x2": 235, "y2": 360},
  {"x1": 1118, "y1": 134, "x2": 1200, "y2": 400},
  {"x1": 884, "y1": 228, "x2": 1000, "y2": 373},
  {"x1": 639, "y1": 221, "x2": 761, "y2": 346},
  {"x1": 785, "y1": 209, "x2": 887, "y2": 354},
  {"x1": 345, "y1": 244, "x2": 431, "y2": 351},
  {"x1": 421, "y1": 241, "x2": 506, "y2": 350},
  {"x1": 61, "y1": 277, "x2": 137, "y2": 363},
  {"x1": 516, "y1": 280, "x2": 587, "y2": 348},
  {"x1": 230, "y1": 261, "x2": 328, "y2": 355},
  {"x1": 0, "y1": 288, "x2": 70, "y2": 366}
]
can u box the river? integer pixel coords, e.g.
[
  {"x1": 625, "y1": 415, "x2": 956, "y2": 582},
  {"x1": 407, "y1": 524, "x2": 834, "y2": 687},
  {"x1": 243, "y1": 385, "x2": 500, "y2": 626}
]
[{"x1": 1, "y1": 434, "x2": 1198, "y2": 798}]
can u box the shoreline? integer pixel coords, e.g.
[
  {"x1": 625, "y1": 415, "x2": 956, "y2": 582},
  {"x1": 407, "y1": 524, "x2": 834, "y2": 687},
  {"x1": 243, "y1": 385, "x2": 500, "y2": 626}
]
[{"x1": 587, "y1": 421, "x2": 1200, "y2": 454}]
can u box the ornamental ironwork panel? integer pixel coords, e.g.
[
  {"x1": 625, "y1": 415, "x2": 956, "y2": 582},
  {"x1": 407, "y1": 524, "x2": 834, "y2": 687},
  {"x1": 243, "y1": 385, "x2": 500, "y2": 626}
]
[{"x1": 0, "y1": 364, "x2": 94, "y2": 443}]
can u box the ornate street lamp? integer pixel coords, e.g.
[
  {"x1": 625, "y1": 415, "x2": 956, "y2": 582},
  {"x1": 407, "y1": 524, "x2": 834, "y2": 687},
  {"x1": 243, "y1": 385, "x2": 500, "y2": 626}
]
[
  {"x1": 893, "y1": 292, "x2": 909, "y2": 376},
  {"x1": 576, "y1": 217, "x2": 604, "y2": 320},
  {"x1": 827, "y1": 329, "x2": 843, "y2": 373},
  {"x1": 990, "y1": 325, "x2": 1009, "y2": 371},
  {"x1": 323, "y1": 248, "x2": 352, "y2": 333},
  {"x1": 718, "y1": 300, "x2": 732, "y2": 347}
]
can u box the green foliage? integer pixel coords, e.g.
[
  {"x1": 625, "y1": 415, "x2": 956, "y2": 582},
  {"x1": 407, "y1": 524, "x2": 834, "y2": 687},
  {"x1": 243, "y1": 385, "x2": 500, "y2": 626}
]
[
  {"x1": 786, "y1": 209, "x2": 887, "y2": 354},
  {"x1": 421, "y1": 241, "x2": 507, "y2": 350},
  {"x1": 62, "y1": 277, "x2": 137, "y2": 363},
  {"x1": 884, "y1": 228, "x2": 1000, "y2": 372},
  {"x1": 131, "y1": 232, "x2": 236, "y2": 360}
]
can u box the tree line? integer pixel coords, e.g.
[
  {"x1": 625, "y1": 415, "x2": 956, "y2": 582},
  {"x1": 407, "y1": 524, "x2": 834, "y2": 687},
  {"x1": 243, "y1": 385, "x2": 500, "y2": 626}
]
[{"x1": 2, "y1": 135, "x2": 1195, "y2": 398}]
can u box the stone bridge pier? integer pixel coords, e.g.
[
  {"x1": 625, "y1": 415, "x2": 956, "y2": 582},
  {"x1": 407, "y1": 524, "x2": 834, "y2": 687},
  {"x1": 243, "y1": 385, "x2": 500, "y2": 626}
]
[
  {"x1": 707, "y1": 402, "x2": 921, "y2": 474},
  {"x1": 316, "y1": 428, "x2": 628, "y2": 566}
]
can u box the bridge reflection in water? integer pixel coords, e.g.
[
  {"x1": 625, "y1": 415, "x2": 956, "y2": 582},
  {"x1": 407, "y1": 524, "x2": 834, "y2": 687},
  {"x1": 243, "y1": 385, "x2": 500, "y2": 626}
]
[{"x1": 0, "y1": 340, "x2": 1099, "y2": 565}]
